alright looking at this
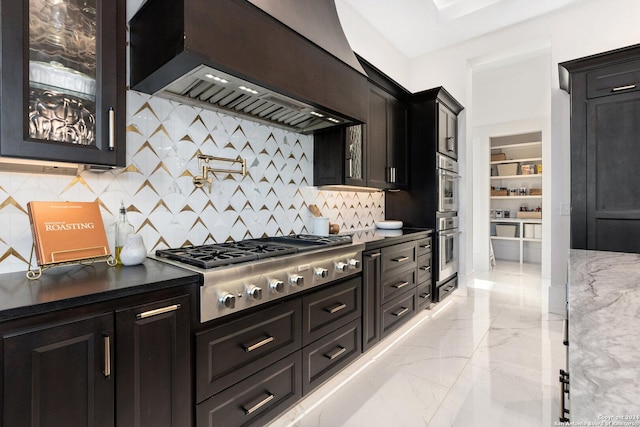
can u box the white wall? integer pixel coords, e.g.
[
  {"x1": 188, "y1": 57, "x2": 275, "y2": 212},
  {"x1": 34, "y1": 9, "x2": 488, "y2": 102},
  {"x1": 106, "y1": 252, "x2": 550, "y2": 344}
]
[
  {"x1": 339, "y1": 0, "x2": 640, "y2": 313},
  {"x1": 335, "y1": 0, "x2": 411, "y2": 88}
]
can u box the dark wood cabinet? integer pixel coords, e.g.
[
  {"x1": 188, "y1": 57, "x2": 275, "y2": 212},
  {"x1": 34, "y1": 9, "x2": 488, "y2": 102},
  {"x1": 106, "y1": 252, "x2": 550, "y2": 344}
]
[
  {"x1": 385, "y1": 87, "x2": 463, "y2": 228},
  {"x1": 0, "y1": 0, "x2": 126, "y2": 167},
  {"x1": 3, "y1": 313, "x2": 115, "y2": 427},
  {"x1": 559, "y1": 45, "x2": 640, "y2": 252},
  {"x1": 438, "y1": 104, "x2": 458, "y2": 160},
  {"x1": 367, "y1": 85, "x2": 409, "y2": 189},
  {"x1": 361, "y1": 236, "x2": 432, "y2": 347},
  {"x1": 313, "y1": 57, "x2": 409, "y2": 190},
  {"x1": 195, "y1": 299, "x2": 302, "y2": 401},
  {"x1": 2, "y1": 290, "x2": 192, "y2": 427},
  {"x1": 196, "y1": 352, "x2": 302, "y2": 427},
  {"x1": 115, "y1": 295, "x2": 191, "y2": 427},
  {"x1": 362, "y1": 249, "x2": 381, "y2": 352}
]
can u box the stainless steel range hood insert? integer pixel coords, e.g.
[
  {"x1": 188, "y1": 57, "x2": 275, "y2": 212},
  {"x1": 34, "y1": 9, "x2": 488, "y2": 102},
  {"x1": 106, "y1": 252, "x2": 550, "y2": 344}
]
[{"x1": 129, "y1": 0, "x2": 369, "y2": 134}]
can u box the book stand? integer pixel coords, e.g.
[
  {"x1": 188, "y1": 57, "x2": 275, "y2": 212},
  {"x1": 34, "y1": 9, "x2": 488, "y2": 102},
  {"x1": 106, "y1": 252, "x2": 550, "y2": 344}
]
[{"x1": 26, "y1": 243, "x2": 116, "y2": 280}]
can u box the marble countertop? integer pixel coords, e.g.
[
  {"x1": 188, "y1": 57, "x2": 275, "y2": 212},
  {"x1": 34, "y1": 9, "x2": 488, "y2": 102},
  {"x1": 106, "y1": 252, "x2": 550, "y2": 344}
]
[{"x1": 568, "y1": 249, "x2": 640, "y2": 421}]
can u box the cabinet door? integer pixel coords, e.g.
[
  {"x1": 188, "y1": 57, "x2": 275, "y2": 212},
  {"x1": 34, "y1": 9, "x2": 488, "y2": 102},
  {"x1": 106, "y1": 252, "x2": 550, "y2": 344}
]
[
  {"x1": 0, "y1": 0, "x2": 125, "y2": 166},
  {"x1": 362, "y1": 250, "x2": 381, "y2": 352},
  {"x1": 585, "y1": 92, "x2": 640, "y2": 252},
  {"x1": 3, "y1": 313, "x2": 114, "y2": 427},
  {"x1": 387, "y1": 97, "x2": 408, "y2": 189},
  {"x1": 367, "y1": 85, "x2": 390, "y2": 189},
  {"x1": 313, "y1": 125, "x2": 366, "y2": 187},
  {"x1": 438, "y1": 104, "x2": 458, "y2": 160},
  {"x1": 115, "y1": 295, "x2": 191, "y2": 427}
]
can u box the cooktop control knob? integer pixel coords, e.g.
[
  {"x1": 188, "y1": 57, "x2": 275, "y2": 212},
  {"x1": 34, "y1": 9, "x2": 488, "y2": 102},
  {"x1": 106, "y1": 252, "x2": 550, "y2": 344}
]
[
  {"x1": 348, "y1": 259, "x2": 361, "y2": 269},
  {"x1": 247, "y1": 285, "x2": 263, "y2": 300},
  {"x1": 269, "y1": 279, "x2": 284, "y2": 293},
  {"x1": 219, "y1": 292, "x2": 236, "y2": 309},
  {"x1": 335, "y1": 262, "x2": 348, "y2": 272},
  {"x1": 289, "y1": 274, "x2": 304, "y2": 287},
  {"x1": 315, "y1": 267, "x2": 328, "y2": 278}
]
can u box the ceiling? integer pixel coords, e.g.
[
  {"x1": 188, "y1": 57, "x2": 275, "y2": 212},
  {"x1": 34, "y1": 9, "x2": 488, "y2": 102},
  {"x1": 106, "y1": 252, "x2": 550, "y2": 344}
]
[{"x1": 340, "y1": 0, "x2": 594, "y2": 58}]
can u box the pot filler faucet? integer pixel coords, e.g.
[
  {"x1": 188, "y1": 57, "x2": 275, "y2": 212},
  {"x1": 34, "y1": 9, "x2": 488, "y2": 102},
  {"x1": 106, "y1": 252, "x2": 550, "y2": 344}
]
[{"x1": 192, "y1": 154, "x2": 247, "y2": 192}]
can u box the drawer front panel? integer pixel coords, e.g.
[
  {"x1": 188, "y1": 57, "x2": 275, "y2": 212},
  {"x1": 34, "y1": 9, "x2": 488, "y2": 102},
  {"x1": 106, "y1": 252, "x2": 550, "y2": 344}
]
[
  {"x1": 417, "y1": 254, "x2": 432, "y2": 284},
  {"x1": 302, "y1": 319, "x2": 361, "y2": 395},
  {"x1": 416, "y1": 281, "x2": 432, "y2": 310},
  {"x1": 417, "y1": 237, "x2": 433, "y2": 256},
  {"x1": 196, "y1": 352, "x2": 302, "y2": 427},
  {"x1": 381, "y1": 268, "x2": 416, "y2": 304},
  {"x1": 436, "y1": 276, "x2": 458, "y2": 302},
  {"x1": 381, "y1": 291, "x2": 416, "y2": 337},
  {"x1": 302, "y1": 277, "x2": 361, "y2": 346},
  {"x1": 587, "y1": 60, "x2": 640, "y2": 98},
  {"x1": 196, "y1": 299, "x2": 301, "y2": 401},
  {"x1": 381, "y1": 241, "x2": 417, "y2": 277}
]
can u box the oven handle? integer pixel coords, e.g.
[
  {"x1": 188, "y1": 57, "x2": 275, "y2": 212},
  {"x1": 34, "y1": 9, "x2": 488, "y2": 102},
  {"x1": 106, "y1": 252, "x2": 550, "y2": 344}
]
[
  {"x1": 438, "y1": 229, "x2": 461, "y2": 237},
  {"x1": 439, "y1": 169, "x2": 460, "y2": 179}
]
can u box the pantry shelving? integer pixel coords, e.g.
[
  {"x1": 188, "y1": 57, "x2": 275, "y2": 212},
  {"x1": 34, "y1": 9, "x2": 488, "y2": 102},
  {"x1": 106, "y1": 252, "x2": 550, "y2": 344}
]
[{"x1": 490, "y1": 132, "x2": 543, "y2": 265}]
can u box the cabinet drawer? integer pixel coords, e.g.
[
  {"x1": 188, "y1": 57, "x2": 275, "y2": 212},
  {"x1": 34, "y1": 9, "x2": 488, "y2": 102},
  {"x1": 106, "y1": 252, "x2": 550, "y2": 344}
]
[
  {"x1": 417, "y1": 237, "x2": 433, "y2": 256},
  {"x1": 417, "y1": 254, "x2": 432, "y2": 283},
  {"x1": 587, "y1": 60, "x2": 640, "y2": 98},
  {"x1": 381, "y1": 290, "x2": 416, "y2": 338},
  {"x1": 381, "y1": 268, "x2": 416, "y2": 304},
  {"x1": 302, "y1": 319, "x2": 361, "y2": 395},
  {"x1": 196, "y1": 352, "x2": 302, "y2": 427},
  {"x1": 302, "y1": 277, "x2": 361, "y2": 346},
  {"x1": 416, "y1": 281, "x2": 432, "y2": 310},
  {"x1": 195, "y1": 299, "x2": 301, "y2": 401},
  {"x1": 381, "y1": 241, "x2": 417, "y2": 277},
  {"x1": 436, "y1": 276, "x2": 458, "y2": 302}
]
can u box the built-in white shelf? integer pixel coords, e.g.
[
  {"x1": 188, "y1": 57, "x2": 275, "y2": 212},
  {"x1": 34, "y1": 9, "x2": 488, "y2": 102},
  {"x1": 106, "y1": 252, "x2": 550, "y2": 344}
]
[
  {"x1": 491, "y1": 195, "x2": 542, "y2": 200},
  {"x1": 491, "y1": 157, "x2": 542, "y2": 165},
  {"x1": 491, "y1": 174, "x2": 542, "y2": 180},
  {"x1": 490, "y1": 218, "x2": 542, "y2": 224},
  {"x1": 490, "y1": 133, "x2": 543, "y2": 265}
]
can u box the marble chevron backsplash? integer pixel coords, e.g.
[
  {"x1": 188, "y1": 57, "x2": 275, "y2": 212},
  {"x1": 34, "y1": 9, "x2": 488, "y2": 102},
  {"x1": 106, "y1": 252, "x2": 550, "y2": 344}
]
[{"x1": 0, "y1": 91, "x2": 384, "y2": 274}]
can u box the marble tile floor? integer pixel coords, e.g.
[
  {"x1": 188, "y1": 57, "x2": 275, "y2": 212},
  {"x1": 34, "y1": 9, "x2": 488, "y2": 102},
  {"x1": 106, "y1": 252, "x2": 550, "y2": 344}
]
[{"x1": 269, "y1": 261, "x2": 565, "y2": 427}]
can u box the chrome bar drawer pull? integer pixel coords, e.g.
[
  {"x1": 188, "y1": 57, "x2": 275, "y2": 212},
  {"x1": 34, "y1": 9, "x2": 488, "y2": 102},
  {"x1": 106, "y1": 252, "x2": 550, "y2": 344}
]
[
  {"x1": 325, "y1": 346, "x2": 347, "y2": 361},
  {"x1": 367, "y1": 252, "x2": 381, "y2": 258},
  {"x1": 136, "y1": 304, "x2": 181, "y2": 320},
  {"x1": 103, "y1": 332, "x2": 111, "y2": 378},
  {"x1": 420, "y1": 244, "x2": 431, "y2": 250},
  {"x1": 612, "y1": 84, "x2": 636, "y2": 92},
  {"x1": 420, "y1": 265, "x2": 431, "y2": 272},
  {"x1": 108, "y1": 107, "x2": 115, "y2": 151},
  {"x1": 419, "y1": 293, "x2": 431, "y2": 300},
  {"x1": 243, "y1": 335, "x2": 275, "y2": 352},
  {"x1": 326, "y1": 303, "x2": 347, "y2": 314},
  {"x1": 393, "y1": 281, "x2": 410, "y2": 289},
  {"x1": 392, "y1": 256, "x2": 409, "y2": 263},
  {"x1": 243, "y1": 392, "x2": 275, "y2": 415},
  {"x1": 392, "y1": 307, "x2": 409, "y2": 317}
]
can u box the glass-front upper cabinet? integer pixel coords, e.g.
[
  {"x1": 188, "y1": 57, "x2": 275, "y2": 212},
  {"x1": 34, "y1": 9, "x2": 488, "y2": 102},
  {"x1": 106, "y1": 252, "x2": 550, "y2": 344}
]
[{"x1": 0, "y1": 0, "x2": 125, "y2": 167}]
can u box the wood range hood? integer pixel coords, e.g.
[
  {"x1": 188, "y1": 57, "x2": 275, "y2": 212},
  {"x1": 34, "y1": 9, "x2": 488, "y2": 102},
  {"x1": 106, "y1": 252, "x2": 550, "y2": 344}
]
[{"x1": 129, "y1": 0, "x2": 369, "y2": 134}]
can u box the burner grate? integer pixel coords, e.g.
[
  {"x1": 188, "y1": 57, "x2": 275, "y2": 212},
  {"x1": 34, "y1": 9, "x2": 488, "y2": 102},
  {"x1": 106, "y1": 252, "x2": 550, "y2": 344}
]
[{"x1": 155, "y1": 245, "x2": 258, "y2": 269}]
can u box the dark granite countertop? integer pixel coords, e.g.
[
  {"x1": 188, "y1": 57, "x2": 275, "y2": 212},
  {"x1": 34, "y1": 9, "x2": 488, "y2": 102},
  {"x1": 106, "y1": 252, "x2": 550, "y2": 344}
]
[
  {"x1": 0, "y1": 259, "x2": 200, "y2": 322},
  {"x1": 350, "y1": 227, "x2": 433, "y2": 250}
]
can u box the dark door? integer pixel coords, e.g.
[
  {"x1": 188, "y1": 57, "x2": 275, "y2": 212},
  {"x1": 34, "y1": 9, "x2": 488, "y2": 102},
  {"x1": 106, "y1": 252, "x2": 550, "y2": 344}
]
[
  {"x1": 367, "y1": 85, "x2": 389, "y2": 189},
  {"x1": 115, "y1": 295, "x2": 191, "y2": 427},
  {"x1": 586, "y1": 92, "x2": 640, "y2": 252},
  {"x1": 437, "y1": 104, "x2": 457, "y2": 159},
  {"x1": 387, "y1": 97, "x2": 408, "y2": 188},
  {"x1": 3, "y1": 313, "x2": 115, "y2": 427},
  {"x1": 362, "y1": 250, "x2": 381, "y2": 352}
]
